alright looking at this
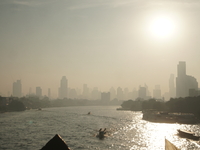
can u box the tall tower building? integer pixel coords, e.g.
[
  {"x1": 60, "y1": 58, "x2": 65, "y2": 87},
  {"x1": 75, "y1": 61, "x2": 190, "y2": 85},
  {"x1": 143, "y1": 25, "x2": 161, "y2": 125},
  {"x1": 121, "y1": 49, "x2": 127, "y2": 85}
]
[
  {"x1": 176, "y1": 61, "x2": 198, "y2": 98},
  {"x1": 138, "y1": 86, "x2": 146, "y2": 99},
  {"x1": 59, "y1": 76, "x2": 68, "y2": 99},
  {"x1": 36, "y1": 87, "x2": 42, "y2": 98},
  {"x1": 13, "y1": 80, "x2": 22, "y2": 97},
  {"x1": 169, "y1": 74, "x2": 176, "y2": 98},
  {"x1": 176, "y1": 61, "x2": 187, "y2": 97},
  {"x1": 177, "y1": 61, "x2": 186, "y2": 77}
]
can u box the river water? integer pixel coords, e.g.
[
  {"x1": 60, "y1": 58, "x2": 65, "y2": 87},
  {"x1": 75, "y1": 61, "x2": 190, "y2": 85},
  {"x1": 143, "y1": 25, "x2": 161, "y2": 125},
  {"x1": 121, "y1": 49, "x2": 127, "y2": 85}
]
[{"x1": 1, "y1": 106, "x2": 200, "y2": 150}]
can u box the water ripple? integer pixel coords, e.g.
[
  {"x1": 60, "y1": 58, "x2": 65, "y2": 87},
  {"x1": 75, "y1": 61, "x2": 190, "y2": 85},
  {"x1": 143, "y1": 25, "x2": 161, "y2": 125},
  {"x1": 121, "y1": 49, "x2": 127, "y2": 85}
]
[{"x1": 1, "y1": 106, "x2": 200, "y2": 150}]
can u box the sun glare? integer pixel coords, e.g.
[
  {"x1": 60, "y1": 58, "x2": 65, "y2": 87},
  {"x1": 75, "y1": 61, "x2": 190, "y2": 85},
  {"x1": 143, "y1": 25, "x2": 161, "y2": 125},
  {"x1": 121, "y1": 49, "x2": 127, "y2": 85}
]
[{"x1": 148, "y1": 15, "x2": 176, "y2": 40}]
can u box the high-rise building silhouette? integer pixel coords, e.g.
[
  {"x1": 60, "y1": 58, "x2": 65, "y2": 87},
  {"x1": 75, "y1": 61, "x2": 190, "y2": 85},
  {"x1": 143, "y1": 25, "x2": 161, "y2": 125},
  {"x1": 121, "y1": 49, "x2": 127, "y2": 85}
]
[
  {"x1": 82, "y1": 84, "x2": 89, "y2": 99},
  {"x1": 59, "y1": 76, "x2": 68, "y2": 99},
  {"x1": 138, "y1": 86, "x2": 146, "y2": 99},
  {"x1": 153, "y1": 85, "x2": 161, "y2": 99},
  {"x1": 36, "y1": 87, "x2": 42, "y2": 98},
  {"x1": 117, "y1": 87, "x2": 123, "y2": 100},
  {"x1": 176, "y1": 61, "x2": 198, "y2": 97},
  {"x1": 13, "y1": 80, "x2": 22, "y2": 97},
  {"x1": 169, "y1": 74, "x2": 176, "y2": 98},
  {"x1": 109, "y1": 87, "x2": 116, "y2": 100},
  {"x1": 144, "y1": 84, "x2": 151, "y2": 99}
]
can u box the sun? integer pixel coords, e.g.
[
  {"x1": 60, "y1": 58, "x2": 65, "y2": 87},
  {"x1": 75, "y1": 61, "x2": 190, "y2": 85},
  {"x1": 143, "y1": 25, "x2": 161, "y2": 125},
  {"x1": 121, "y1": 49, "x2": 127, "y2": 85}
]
[{"x1": 148, "y1": 15, "x2": 176, "y2": 40}]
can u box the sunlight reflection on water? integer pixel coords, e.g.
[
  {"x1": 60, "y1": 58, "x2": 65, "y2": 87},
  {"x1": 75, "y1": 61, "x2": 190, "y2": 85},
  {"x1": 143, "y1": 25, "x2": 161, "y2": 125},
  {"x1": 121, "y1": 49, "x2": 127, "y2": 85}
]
[
  {"x1": 142, "y1": 123, "x2": 179, "y2": 149},
  {"x1": 1, "y1": 107, "x2": 200, "y2": 150}
]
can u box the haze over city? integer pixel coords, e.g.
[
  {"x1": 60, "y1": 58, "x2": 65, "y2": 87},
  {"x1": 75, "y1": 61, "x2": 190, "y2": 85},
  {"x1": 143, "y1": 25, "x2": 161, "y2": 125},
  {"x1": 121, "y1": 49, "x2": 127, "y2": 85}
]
[{"x1": 1, "y1": 0, "x2": 200, "y2": 98}]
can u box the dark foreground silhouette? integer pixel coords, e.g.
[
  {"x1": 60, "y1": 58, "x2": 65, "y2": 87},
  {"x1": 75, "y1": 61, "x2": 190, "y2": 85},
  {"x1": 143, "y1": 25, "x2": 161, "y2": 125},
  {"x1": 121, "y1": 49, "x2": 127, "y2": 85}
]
[{"x1": 40, "y1": 134, "x2": 70, "y2": 150}]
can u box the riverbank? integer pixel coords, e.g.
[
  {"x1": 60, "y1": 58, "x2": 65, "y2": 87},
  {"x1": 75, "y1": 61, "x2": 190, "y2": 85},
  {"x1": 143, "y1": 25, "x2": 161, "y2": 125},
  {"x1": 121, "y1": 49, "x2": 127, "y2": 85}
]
[{"x1": 142, "y1": 110, "x2": 199, "y2": 124}]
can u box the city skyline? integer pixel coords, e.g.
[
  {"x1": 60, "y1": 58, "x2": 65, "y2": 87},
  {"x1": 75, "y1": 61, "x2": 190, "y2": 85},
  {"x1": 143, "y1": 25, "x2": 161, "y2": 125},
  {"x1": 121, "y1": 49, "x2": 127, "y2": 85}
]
[
  {"x1": 2, "y1": 61, "x2": 200, "y2": 100},
  {"x1": 1, "y1": 0, "x2": 200, "y2": 98}
]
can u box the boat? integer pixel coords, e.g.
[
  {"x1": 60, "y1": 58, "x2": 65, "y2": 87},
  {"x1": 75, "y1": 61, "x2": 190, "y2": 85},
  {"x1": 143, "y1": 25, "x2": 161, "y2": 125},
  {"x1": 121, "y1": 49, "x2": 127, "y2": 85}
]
[
  {"x1": 96, "y1": 133, "x2": 105, "y2": 139},
  {"x1": 177, "y1": 129, "x2": 200, "y2": 141},
  {"x1": 40, "y1": 134, "x2": 71, "y2": 150},
  {"x1": 165, "y1": 138, "x2": 180, "y2": 150},
  {"x1": 96, "y1": 128, "x2": 106, "y2": 139}
]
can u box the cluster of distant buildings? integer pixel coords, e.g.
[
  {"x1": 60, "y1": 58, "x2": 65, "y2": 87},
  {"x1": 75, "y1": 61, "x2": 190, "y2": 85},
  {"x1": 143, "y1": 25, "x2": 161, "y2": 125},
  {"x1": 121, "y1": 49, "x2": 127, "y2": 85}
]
[{"x1": 1, "y1": 61, "x2": 199, "y2": 102}]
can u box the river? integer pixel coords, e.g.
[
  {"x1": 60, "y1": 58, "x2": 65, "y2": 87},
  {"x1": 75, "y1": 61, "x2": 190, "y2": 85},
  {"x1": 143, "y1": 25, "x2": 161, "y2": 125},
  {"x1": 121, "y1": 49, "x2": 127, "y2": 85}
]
[{"x1": 1, "y1": 106, "x2": 200, "y2": 150}]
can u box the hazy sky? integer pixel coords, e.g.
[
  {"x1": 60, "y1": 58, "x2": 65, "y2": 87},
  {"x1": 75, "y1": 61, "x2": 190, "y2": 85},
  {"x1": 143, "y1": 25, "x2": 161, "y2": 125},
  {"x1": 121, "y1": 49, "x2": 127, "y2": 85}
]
[{"x1": 1, "y1": 0, "x2": 200, "y2": 98}]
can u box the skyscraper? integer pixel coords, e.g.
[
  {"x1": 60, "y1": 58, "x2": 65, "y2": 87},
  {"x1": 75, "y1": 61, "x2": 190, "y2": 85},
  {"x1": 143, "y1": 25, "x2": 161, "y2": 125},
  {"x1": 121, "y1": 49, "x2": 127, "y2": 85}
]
[
  {"x1": 176, "y1": 62, "x2": 187, "y2": 97},
  {"x1": 13, "y1": 80, "x2": 22, "y2": 97},
  {"x1": 36, "y1": 87, "x2": 42, "y2": 98},
  {"x1": 59, "y1": 76, "x2": 68, "y2": 99},
  {"x1": 138, "y1": 86, "x2": 146, "y2": 99},
  {"x1": 176, "y1": 61, "x2": 198, "y2": 98},
  {"x1": 169, "y1": 74, "x2": 176, "y2": 98}
]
